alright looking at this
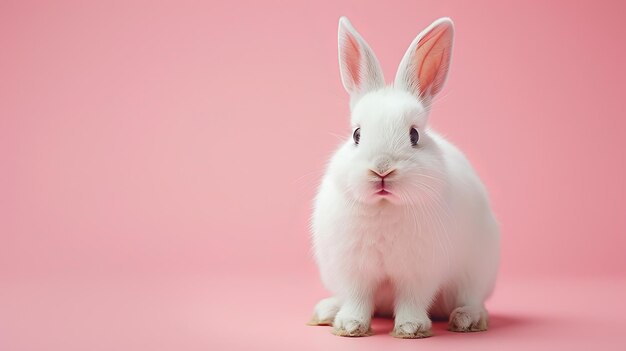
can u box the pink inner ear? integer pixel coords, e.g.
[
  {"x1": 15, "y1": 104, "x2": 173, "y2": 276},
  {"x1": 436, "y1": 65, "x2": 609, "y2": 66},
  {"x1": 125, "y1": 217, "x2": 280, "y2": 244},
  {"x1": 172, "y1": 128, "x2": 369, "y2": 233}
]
[
  {"x1": 415, "y1": 25, "x2": 451, "y2": 96},
  {"x1": 343, "y1": 32, "x2": 362, "y2": 87}
]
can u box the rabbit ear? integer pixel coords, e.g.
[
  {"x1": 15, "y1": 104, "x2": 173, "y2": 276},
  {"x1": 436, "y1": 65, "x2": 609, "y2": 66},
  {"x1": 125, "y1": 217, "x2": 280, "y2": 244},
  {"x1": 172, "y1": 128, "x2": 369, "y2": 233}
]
[
  {"x1": 338, "y1": 17, "x2": 385, "y2": 99},
  {"x1": 394, "y1": 18, "x2": 454, "y2": 100}
]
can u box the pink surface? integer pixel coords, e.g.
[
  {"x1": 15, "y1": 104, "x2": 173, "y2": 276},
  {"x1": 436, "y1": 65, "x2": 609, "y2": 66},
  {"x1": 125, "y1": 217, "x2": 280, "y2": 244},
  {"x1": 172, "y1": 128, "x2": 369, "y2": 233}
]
[
  {"x1": 1, "y1": 276, "x2": 626, "y2": 351},
  {"x1": 1, "y1": 0, "x2": 625, "y2": 350}
]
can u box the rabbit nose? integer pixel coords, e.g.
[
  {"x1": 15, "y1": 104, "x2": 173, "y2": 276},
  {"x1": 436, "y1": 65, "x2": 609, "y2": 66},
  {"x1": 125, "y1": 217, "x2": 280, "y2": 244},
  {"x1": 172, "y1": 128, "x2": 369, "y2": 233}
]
[
  {"x1": 372, "y1": 157, "x2": 395, "y2": 177},
  {"x1": 369, "y1": 168, "x2": 396, "y2": 179}
]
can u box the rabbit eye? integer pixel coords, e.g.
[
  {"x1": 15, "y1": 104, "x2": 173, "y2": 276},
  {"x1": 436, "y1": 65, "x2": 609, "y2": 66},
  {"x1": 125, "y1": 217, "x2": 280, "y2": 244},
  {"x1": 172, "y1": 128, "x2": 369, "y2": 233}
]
[
  {"x1": 353, "y1": 128, "x2": 361, "y2": 145},
  {"x1": 410, "y1": 127, "x2": 419, "y2": 146}
]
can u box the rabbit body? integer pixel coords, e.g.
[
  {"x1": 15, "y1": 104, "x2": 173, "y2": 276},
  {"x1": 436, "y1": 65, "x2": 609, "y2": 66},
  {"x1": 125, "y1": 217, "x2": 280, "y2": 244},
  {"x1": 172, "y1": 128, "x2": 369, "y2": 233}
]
[{"x1": 309, "y1": 17, "x2": 500, "y2": 338}]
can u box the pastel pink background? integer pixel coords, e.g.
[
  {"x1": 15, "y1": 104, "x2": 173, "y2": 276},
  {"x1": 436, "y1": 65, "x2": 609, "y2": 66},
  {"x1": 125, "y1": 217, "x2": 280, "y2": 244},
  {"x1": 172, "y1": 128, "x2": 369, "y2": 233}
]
[{"x1": 1, "y1": 1, "x2": 625, "y2": 350}]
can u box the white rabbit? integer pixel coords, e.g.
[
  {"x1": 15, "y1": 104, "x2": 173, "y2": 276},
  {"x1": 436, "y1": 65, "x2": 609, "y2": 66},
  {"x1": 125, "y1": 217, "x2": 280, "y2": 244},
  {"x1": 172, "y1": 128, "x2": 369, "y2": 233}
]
[{"x1": 308, "y1": 17, "x2": 500, "y2": 338}]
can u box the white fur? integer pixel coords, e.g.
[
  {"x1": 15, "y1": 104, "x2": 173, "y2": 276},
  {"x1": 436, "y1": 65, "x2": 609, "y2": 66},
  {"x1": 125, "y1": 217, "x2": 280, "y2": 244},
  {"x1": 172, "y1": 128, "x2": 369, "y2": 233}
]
[{"x1": 310, "y1": 17, "x2": 500, "y2": 338}]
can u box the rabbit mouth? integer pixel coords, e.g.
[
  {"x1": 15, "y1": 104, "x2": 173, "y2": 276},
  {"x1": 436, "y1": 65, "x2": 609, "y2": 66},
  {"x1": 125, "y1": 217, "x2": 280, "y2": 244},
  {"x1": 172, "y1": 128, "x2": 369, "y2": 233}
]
[{"x1": 372, "y1": 180, "x2": 393, "y2": 196}]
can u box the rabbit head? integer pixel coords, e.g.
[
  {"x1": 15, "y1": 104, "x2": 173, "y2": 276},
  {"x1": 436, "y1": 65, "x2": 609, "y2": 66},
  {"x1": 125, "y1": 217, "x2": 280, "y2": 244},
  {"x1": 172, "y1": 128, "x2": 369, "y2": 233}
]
[{"x1": 329, "y1": 17, "x2": 455, "y2": 205}]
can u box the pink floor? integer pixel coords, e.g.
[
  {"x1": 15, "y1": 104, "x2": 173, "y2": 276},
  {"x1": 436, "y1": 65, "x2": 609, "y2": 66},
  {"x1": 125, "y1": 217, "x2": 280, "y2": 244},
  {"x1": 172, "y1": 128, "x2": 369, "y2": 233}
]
[{"x1": 2, "y1": 275, "x2": 624, "y2": 350}]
